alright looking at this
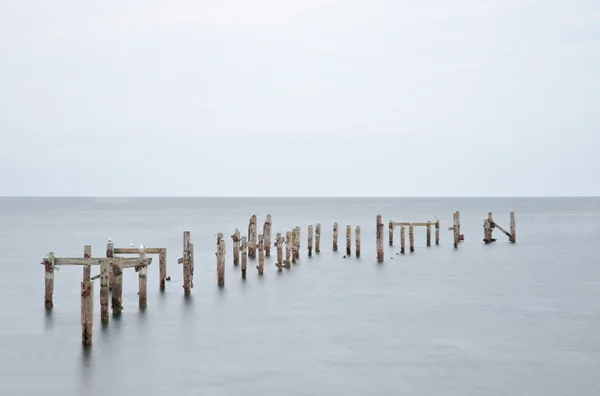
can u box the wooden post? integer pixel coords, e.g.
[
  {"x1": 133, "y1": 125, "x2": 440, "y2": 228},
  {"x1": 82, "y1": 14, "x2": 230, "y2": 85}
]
[
  {"x1": 291, "y1": 228, "x2": 298, "y2": 264},
  {"x1": 409, "y1": 224, "x2": 415, "y2": 253},
  {"x1": 456, "y1": 211, "x2": 462, "y2": 242},
  {"x1": 256, "y1": 234, "x2": 264, "y2": 275},
  {"x1": 44, "y1": 252, "x2": 55, "y2": 309},
  {"x1": 307, "y1": 225, "x2": 313, "y2": 257},
  {"x1": 275, "y1": 233, "x2": 283, "y2": 271},
  {"x1": 426, "y1": 221, "x2": 431, "y2": 247},
  {"x1": 111, "y1": 256, "x2": 123, "y2": 316},
  {"x1": 453, "y1": 212, "x2": 459, "y2": 249},
  {"x1": 376, "y1": 215, "x2": 384, "y2": 262},
  {"x1": 263, "y1": 215, "x2": 272, "y2": 257},
  {"x1": 285, "y1": 231, "x2": 292, "y2": 268},
  {"x1": 487, "y1": 212, "x2": 494, "y2": 243},
  {"x1": 435, "y1": 220, "x2": 440, "y2": 245},
  {"x1": 159, "y1": 248, "x2": 167, "y2": 291},
  {"x1": 231, "y1": 229, "x2": 240, "y2": 266},
  {"x1": 355, "y1": 226, "x2": 361, "y2": 258},
  {"x1": 100, "y1": 257, "x2": 109, "y2": 323},
  {"x1": 389, "y1": 221, "x2": 394, "y2": 246},
  {"x1": 346, "y1": 225, "x2": 352, "y2": 255},
  {"x1": 183, "y1": 231, "x2": 191, "y2": 296},
  {"x1": 315, "y1": 223, "x2": 321, "y2": 253},
  {"x1": 190, "y1": 242, "x2": 195, "y2": 288},
  {"x1": 217, "y1": 233, "x2": 225, "y2": 286},
  {"x1": 240, "y1": 236, "x2": 247, "y2": 278},
  {"x1": 333, "y1": 223, "x2": 338, "y2": 252},
  {"x1": 81, "y1": 281, "x2": 93, "y2": 345},
  {"x1": 510, "y1": 211, "x2": 516, "y2": 243},
  {"x1": 400, "y1": 226, "x2": 405, "y2": 254},
  {"x1": 295, "y1": 226, "x2": 301, "y2": 258},
  {"x1": 248, "y1": 215, "x2": 257, "y2": 259},
  {"x1": 83, "y1": 245, "x2": 91, "y2": 281},
  {"x1": 138, "y1": 246, "x2": 147, "y2": 309},
  {"x1": 106, "y1": 242, "x2": 114, "y2": 291}
]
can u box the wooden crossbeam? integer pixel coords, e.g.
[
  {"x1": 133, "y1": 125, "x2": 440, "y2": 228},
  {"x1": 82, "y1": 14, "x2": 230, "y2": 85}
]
[
  {"x1": 114, "y1": 247, "x2": 162, "y2": 255},
  {"x1": 391, "y1": 222, "x2": 433, "y2": 227},
  {"x1": 41, "y1": 256, "x2": 152, "y2": 269}
]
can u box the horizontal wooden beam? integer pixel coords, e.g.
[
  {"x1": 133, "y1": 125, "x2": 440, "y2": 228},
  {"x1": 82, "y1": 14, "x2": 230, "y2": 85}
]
[
  {"x1": 42, "y1": 257, "x2": 152, "y2": 268},
  {"x1": 391, "y1": 222, "x2": 434, "y2": 227},
  {"x1": 114, "y1": 247, "x2": 163, "y2": 255}
]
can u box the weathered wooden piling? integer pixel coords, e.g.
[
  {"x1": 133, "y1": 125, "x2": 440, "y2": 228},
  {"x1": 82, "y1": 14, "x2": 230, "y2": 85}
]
[
  {"x1": 159, "y1": 248, "x2": 167, "y2": 290},
  {"x1": 240, "y1": 236, "x2": 248, "y2": 278},
  {"x1": 456, "y1": 211, "x2": 462, "y2": 242},
  {"x1": 295, "y1": 226, "x2": 301, "y2": 259},
  {"x1": 217, "y1": 233, "x2": 225, "y2": 285},
  {"x1": 256, "y1": 233, "x2": 265, "y2": 275},
  {"x1": 308, "y1": 225, "x2": 313, "y2": 257},
  {"x1": 409, "y1": 224, "x2": 415, "y2": 253},
  {"x1": 44, "y1": 252, "x2": 55, "y2": 308},
  {"x1": 100, "y1": 256, "x2": 110, "y2": 323},
  {"x1": 248, "y1": 215, "x2": 257, "y2": 259},
  {"x1": 426, "y1": 221, "x2": 432, "y2": 247},
  {"x1": 183, "y1": 231, "x2": 192, "y2": 296},
  {"x1": 453, "y1": 212, "x2": 460, "y2": 248},
  {"x1": 291, "y1": 228, "x2": 298, "y2": 264},
  {"x1": 333, "y1": 223, "x2": 338, "y2": 252},
  {"x1": 263, "y1": 215, "x2": 272, "y2": 257},
  {"x1": 190, "y1": 243, "x2": 195, "y2": 288},
  {"x1": 81, "y1": 280, "x2": 93, "y2": 345},
  {"x1": 400, "y1": 226, "x2": 405, "y2": 254},
  {"x1": 346, "y1": 225, "x2": 352, "y2": 256},
  {"x1": 376, "y1": 215, "x2": 384, "y2": 262},
  {"x1": 435, "y1": 220, "x2": 440, "y2": 245},
  {"x1": 83, "y1": 245, "x2": 91, "y2": 281},
  {"x1": 483, "y1": 218, "x2": 492, "y2": 243},
  {"x1": 355, "y1": 226, "x2": 361, "y2": 258},
  {"x1": 231, "y1": 229, "x2": 241, "y2": 266},
  {"x1": 510, "y1": 211, "x2": 516, "y2": 243},
  {"x1": 285, "y1": 231, "x2": 292, "y2": 268},
  {"x1": 109, "y1": 241, "x2": 123, "y2": 315},
  {"x1": 137, "y1": 246, "x2": 147, "y2": 309},
  {"x1": 315, "y1": 223, "x2": 321, "y2": 253},
  {"x1": 389, "y1": 221, "x2": 394, "y2": 246},
  {"x1": 275, "y1": 233, "x2": 283, "y2": 271}
]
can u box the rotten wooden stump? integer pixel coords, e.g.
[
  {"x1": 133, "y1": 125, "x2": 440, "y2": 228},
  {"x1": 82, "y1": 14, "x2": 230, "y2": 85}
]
[
  {"x1": 275, "y1": 232, "x2": 283, "y2": 271},
  {"x1": 256, "y1": 233, "x2": 264, "y2": 275},
  {"x1": 510, "y1": 211, "x2": 516, "y2": 243},
  {"x1": 294, "y1": 226, "x2": 301, "y2": 259},
  {"x1": 106, "y1": 242, "x2": 114, "y2": 291},
  {"x1": 263, "y1": 215, "x2": 272, "y2": 257},
  {"x1": 137, "y1": 246, "x2": 147, "y2": 309},
  {"x1": 389, "y1": 220, "x2": 394, "y2": 246},
  {"x1": 83, "y1": 245, "x2": 91, "y2": 281},
  {"x1": 108, "y1": 241, "x2": 123, "y2": 315},
  {"x1": 183, "y1": 231, "x2": 192, "y2": 296},
  {"x1": 307, "y1": 225, "x2": 313, "y2": 257},
  {"x1": 100, "y1": 258, "x2": 110, "y2": 323},
  {"x1": 231, "y1": 229, "x2": 241, "y2": 266},
  {"x1": 400, "y1": 226, "x2": 405, "y2": 254},
  {"x1": 291, "y1": 228, "x2": 298, "y2": 264},
  {"x1": 248, "y1": 215, "x2": 257, "y2": 259},
  {"x1": 346, "y1": 225, "x2": 351, "y2": 256},
  {"x1": 81, "y1": 280, "x2": 93, "y2": 345},
  {"x1": 217, "y1": 233, "x2": 225, "y2": 286},
  {"x1": 285, "y1": 231, "x2": 292, "y2": 268},
  {"x1": 315, "y1": 223, "x2": 321, "y2": 253},
  {"x1": 44, "y1": 252, "x2": 55, "y2": 309},
  {"x1": 426, "y1": 221, "x2": 432, "y2": 247},
  {"x1": 355, "y1": 226, "x2": 361, "y2": 258},
  {"x1": 435, "y1": 220, "x2": 440, "y2": 245},
  {"x1": 333, "y1": 223, "x2": 338, "y2": 252},
  {"x1": 240, "y1": 236, "x2": 248, "y2": 278},
  {"x1": 409, "y1": 224, "x2": 415, "y2": 253},
  {"x1": 376, "y1": 215, "x2": 384, "y2": 262},
  {"x1": 159, "y1": 248, "x2": 167, "y2": 291}
]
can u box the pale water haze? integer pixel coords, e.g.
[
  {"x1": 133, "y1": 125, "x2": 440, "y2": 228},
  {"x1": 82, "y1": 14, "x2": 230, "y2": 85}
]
[{"x1": 1, "y1": 1, "x2": 599, "y2": 197}]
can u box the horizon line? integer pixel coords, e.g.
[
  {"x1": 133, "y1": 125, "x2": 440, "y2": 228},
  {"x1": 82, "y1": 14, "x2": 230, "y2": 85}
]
[{"x1": 1, "y1": 196, "x2": 599, "y2": 199}]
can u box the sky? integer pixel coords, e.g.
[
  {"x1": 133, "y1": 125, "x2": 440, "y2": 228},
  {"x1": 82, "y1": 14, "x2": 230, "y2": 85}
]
[{"x1": 0, "y1": 0, "x2": 599, "y2": 197}]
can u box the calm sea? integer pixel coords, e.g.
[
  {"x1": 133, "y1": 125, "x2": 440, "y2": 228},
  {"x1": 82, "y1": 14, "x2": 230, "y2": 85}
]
[{"x1": 0, "y1": 197, "x2": 599, "y2": 396}]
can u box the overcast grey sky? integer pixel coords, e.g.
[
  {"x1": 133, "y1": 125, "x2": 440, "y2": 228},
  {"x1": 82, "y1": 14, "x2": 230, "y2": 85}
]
[{"x1": 0, "y1": 0, "x2": 598, "y2": 197}]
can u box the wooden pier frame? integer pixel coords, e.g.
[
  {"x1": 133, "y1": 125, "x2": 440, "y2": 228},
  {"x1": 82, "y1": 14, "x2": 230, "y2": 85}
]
[
  {"x1": 484, "y1": 212, "x2": 516, "y2": 244},
  {"x1": 391, "y1": 221, "x2": 439, "y2": 254},
  {"x1": 112, "y1": 245, "x2": 168, "y2": 291}
]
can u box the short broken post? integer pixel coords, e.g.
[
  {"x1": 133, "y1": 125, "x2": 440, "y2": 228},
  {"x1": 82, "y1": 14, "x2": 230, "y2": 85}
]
[
  {"x1": 346, "y1": 225, "x2": 352, "y2": 256},
  {"x1": 159, "y1": 248, "x2": 167, "y2": 291},
  {"x1": 355, "y1": 226, "x2": 361, "y2": 258},
  {"x1": 315, "y1": 223, "x2": 321, "y2": 253},
  {"x1": 435, "y1": 220, "x2": 440, "y2": 245},
  {"x1": 409, "y1": 224, "x2": 415, "y2": 253},
  {"x1": 256, "y1": 233, "x2": 265, "y2": 275},
  {"x1": 307, "y1": 225, "x2": 313, "y2": 257},
  {"x1": 81, "y1": 280, "x2": 93, "y2": 345},
  {"x1": 285, "y1": 231, "x2": 292, "y2": 268},
  {"x1": 510, "y1": 211, "x2": 516, "y2": 243},
  {"x1": 263, "y1": 215, "x2": 272, "y2": 257},
  {"x1": 426, "y1": 221, "x2": 432, "y2": 247},
  {"x1": 294, "y1": 226, "x2": 301, "y2": 259},
  {"x1": 333, "y1": 223, "x2": 338, "y2": 252},
  {"x1": 291, "y1": 228, "x2": 298, "y2": 264},
  {"x1": 275, "y1": 233, "x2": 283, "y2": 271},
  {"x1": 400, "y1": 226, "x2": 405, "y2": 254},
  {"x1": 137, "y1": 246, "x2": 147, "y2": 309},
  {"x1": 248, "y1": 215, "x2": 257, "y2": 259},
  {"x1": 453, "y1": 212, "x2": 460, "y2": 248},
  {"x1": 44, "y1": 252, "x2": 55, "y2": 309},
  {"x1": 240, "y1": 236, "x2": 248, "y2": 278},
  {"x1": 231, "y1": 229, "x2": 241, "y2": 266},
  {"x1": 108, "y1": 241, "x2": 123, "y2": 315},
  {"x1": 376, "y1": 215, "x2": 384, "y2": 262},
  {"x1": 217, "y1": 233, "x2": 225, "y2": 286},
  {"x1": 389, "y1": 221, "x2": 394, "y2": 246}
]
